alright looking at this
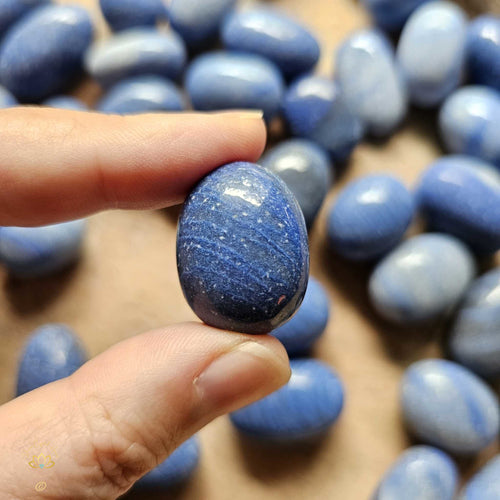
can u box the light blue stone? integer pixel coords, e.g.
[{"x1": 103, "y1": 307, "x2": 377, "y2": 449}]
[
  {"x1": 99, "y1": 0, "x2": 168, "y2": 32},
  {"x1": 335, "y1": 29, "x2": 408, "y2": 137},
  {"x1": 396, "y1": 1, "x2": 467, "y2": 107},
  {"x1": 401, "y1": 359, "x2": 500, "y2": 455},
  {"x1": 373, "y1": 446, "x2": 458, "y2": 500},
  {"x1": 230, "y1": 359, "x2": 344, "y2": 442},
  {"x1": 0, "y1": 0, "x2": 50, "y2": 39},
  {"x1": 43, "y1": 95, "x2": 88, "y2": 111},
  {"x1": 459, "y1": 454, "x2": 500, "y2": 500},
  {"x1": 0, "y1": 84, "x2": 17, "y2": 107},
  {"x1": 360, "y1": 0, "x2": 430, "y2": 32},
  {"x1": 369, "y1": 233, "x2": 476, "y2": 324}
]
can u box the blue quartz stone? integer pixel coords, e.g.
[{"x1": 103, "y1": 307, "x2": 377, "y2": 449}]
[
  {"x1": 99, "y1": 0, "x2": 168, "y2": 32},
  {"x1": 43, "y1": 95, "x2": 88, "y2": 111},
  {"x1": 327, "y1": 175, "x2": 414, "y2": 261},
  {"x1": 177, "y1": 162, "x2": 309, "y2": 335},
  {"x1": 373, "y1": 446, "x2": 458, "y2": 500},
  {"x1": 459, "y1": 454, "x2": 500, "y2": 500},
  {"x1": 369, "y1": 234, "x2": 476, "y2": 324},
  {"x1": 0, "y1": 0, "x2": 50, "y2": 39},
  {"x1": 230, "y1": 359, "x2": 344, "y2": 441},
  {"x1": 439, "y1": 86, "x2": 500, "y2": 168},
  {"x1": 0, "y1": 220, "x2": 86, "y2": 278},
  {"x1": 0, "y1": 84, "x2": 17, "y2": 107},
  {"x1": 271, "y1": 277, "x2": 330, "y2": 356},
  {"x1": 221, "y1": 8, "x2": 320, "y2": 80},
  {"x1": 260, "y1": 139, "x2": 332, "y2": 229},
  {"x1": 335, "y1": 29, "x2": 408, "y2": 137},
  {"x1": 401, "y1": 359, "x2": 500, "y2": 455},
  {"x1": 0, "y1": 5, "x2": 93, "y2": 102},
  {"x1": 283, "y1": 76, "x2": 363, "y2": 163},
  {"x1": 360, "y1": 0, "x2": 430, "y2": 32},
  {"x1": 85, "y1": 28, "x2": 187, "y2": 88},
  {"x1": 416, "y1": 156, "x2": 500, "y2": 254},
  {"x1": 97, "y1": 76, "x2": 185, "y2": 115},
  {"x1": 185, "y1": 51, "x2": 284, "y2": 122},
  {"x1": 16, "y1": 324, "x2": 87, "y2": 396},
  {"x1": 396, "y1": 1, "x2": 467, "y2": 108}
]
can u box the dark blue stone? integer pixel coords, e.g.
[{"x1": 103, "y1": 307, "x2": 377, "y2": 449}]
[
  {"x1": 16, "y1": 324, "x2": 87, "y2": 396},
  {"x1": 0, "y1": 0, "x2": 50, "y2": 40},
  {"x1": 230, "y1": 359, "x2": 344, "y2": 442},
  {"x1": 43, "y1": 95, "x2": 88, "y2": 110},
  {"x1": 99, "y1": 0, "x2": 168, "y2": 32},
  {"x1": 360, "y1": 0, "x2": 430, "y2": 32},
  {"x1": 0, "y1": 84, "x2": 17, "y2": 107},
  {"x1": 459, "y1": 454, "x2": 500, "y2": 499},
  {"x1": 177, "y1": 162, "x2": 309, "y2": 335}
]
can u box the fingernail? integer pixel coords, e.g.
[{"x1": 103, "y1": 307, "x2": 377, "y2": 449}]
[{"x1": 215, "y1": 110, "x2": 264, "y2": 120}]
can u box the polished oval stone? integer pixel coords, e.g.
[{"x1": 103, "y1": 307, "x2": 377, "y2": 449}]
[
  {"x1": 0, "y1": 84, "x2": 17, "y2": 107},
  {"x1": 401, "y1": 359, "x2": 500, "y2": 455},
  {"x1": 374, "y1": 446, "x2": 458, "y2": 500},
  {"x1": 85, "y1": 28, "x2": 187, "y2": 88},
  {"x1": 283, "y1": 76, "x2": 363, "y2": 163},
  {"x1": 177, "y1": 162, "x2": 309, "y2": 334},
  {"x1": 271, "y1": 277, "x2": 330, "y2": 356},
  {"x1": 459, "y1": 454, "x2": 500, "y2": 499},
  {"x1": 16, "y1": 324, "x2": 87, "y2": 396},
  {"x1": 0, "y1": 0, "x2": 50, "y2": 39},
  {"x1": 260, "y1": 139, "x2": 332, "y2": 229},
  {"x1": 416, "y1": 156, "x2": 500, "y2": 254},
  {"x1": 230, "y1": 359, "x2": 344, "y2": 441},
  {"x1": 335, "y1": 29, "x2": 408, "y2": 137},
  {"x1": 43, "y1": 95, "x2": 88, "y2": 111},
  {"x1": 185, "y1": 51, "x2": 284, "y2": 122},
  {"x1": 0, "y1": 5, "x2": 93, "y2": 101},
  {"x1": 98, "y1": 76, "x2": 185, "y2": 115},
  {"x1": 327, "y1": 175, "x2": 414, "y2": 261},
  {"x1": 99, "y1": 0, "x2": 168, "y2": 32},
  {"x1": 439, "y1": 86, "x2": 500, "y2": 168},
  {"x1": 396, "y1": 1, "x2": 467, "y2": 107},
  {"x1": 360, "y1": 0, "x2": 429, "y2": 32},
  {"x1": 369, "y1": 234, "x2": 476, "y2": 324},
  {"x1": 222, "y1": 8, "x2": 320, "y2": 80},
  {"x1": 0, "y1": 220, "x2": 86, "y2": 278}
]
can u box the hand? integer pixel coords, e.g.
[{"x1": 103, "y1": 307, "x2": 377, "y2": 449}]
[{"x1": 0, "y1": 107, "x2": 290, "y2": 499}]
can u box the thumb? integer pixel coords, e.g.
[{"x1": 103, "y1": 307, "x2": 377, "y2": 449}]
[{"x1": 0, "y1": 323, "x2": 290, "y2": 499}]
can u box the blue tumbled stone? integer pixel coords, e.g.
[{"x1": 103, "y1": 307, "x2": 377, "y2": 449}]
[
  {"x1": 360, "y1": 0, "x2": 430, "y2": 32},
  {"x1": 16, "y1": 324, "x2": 87, "y2": 396},
  {"x1": 43, "y1": 95, "x2": 88, "y2": 111},
  {"x1": 99, "y1": 0, "x2": 168, "y2": 32},
  {"x1": 0, "y1": 84, "x2": 17, "y2": 107},
  {"x1": 374, "y1": 446, "x2": 458, "y2": 500},
  {"x1": 459, "y1": 454, "x2": 500, "y2": 499},
  {"x1": 230, "y1": 359, "x2": 344, "y2": 441},
  {"x1": 0, "y1": 0, "x2": 50, "y2": 39},
  {"x1": 401, "y1": 359, "x2": 500, "y2": 455},
  {"x1": 327, "y1": 175, "x2": 414, "y2": 261},
  {"x1": 177, "y1": 162, "x2": 309, "y2": 335}
]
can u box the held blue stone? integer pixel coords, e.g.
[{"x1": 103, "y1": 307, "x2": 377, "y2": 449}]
[
  {"x1": 0, "y1": 0, "x2": 50, "y2": 39},
  {"x1": 459, "y1": 454, "x2": 500, "y2": 499},
  {"x1": 185, "y1": 52, "x2": 284, "y2": 122},
  {"x1": 16, "y1": 324, "x2": 87, "y2": 396},
  {"x1": 327, "y1": 175, "x2": 414, "y2": 261},
  {"x1": 221, "y1": 8, "x2": 320, "y2": 80},
  {"x1": 396, "y1": 1, "x2": 467, "y2": 107},
  {"x1": 360, "y1": 0, "x2": 430, "y2": 32},
  {"x1": 369, "y1": 234, "x2": 476, "y2": 324},
  {"x1": 260, "y1": 139, "x2": 332, "y2": 229},
  {"x1": 401, "y1": 359, "x2": 500, "y2": 455},
  {"x1": 0, "y1": 5, "x2": 93, "y2": 102},
  {"x1": 177, "y1": 162, "x2": 309, "y2": 335},
  {"x1": 0, "y1": 84, "x2": 17, "y2": 107},
  {"x1": 43, "y1": 95, "x2": 88, "y2": 111},
  {"x1": 230, "y1": 359, "x2": 344, "y2": 441},
  {"x1": 99, "y1": 0, "x2": 168, "y2": 32},
  {"x1": 373, "y1": 446, "x2": 458, "y2": 500}
]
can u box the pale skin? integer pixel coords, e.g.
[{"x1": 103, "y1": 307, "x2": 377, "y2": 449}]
[{"x1": 0, "y1": 107, "x2": 291, "y2": 499}]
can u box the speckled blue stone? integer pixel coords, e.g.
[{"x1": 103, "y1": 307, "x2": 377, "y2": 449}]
[
  {"x1": 222, "y1": 8, "x2": 320, "y2": 80},
  {"x1": 43, "y1": 95, "x2": 88, "y2": 111},
  {"x1": 177, "y1": 162, "x2": 309, "y2": 335},
  {"x1": 360, "y1": 0, "x2": 430, "y2": 32},
  {"x1": 374, "y1": 446, "x2": 458, "y2": 500},
  {"x1": 439, "y1": 86, "x2": 500, "y2": 168},
  {"x1": 327, "y1": 175, "x2": 414, "y2": 261},
  {"x1": 369, "y1": 234, "x2": 476, "y2": 324},
  {"x1": 0, "y1": 0, "x2": 50, "y2": 39},
  {"x1": 0, "y1": 84, "x2": 17, "y2": 107},
  {"x1": 84, "y1": 28, "x2": 187, "y2": 88},
  {"x1": 0, "y1": 5, "x2": 93, "y2": 102},
  {"x1": 185, "y1": 51, "x2": 284, "y2": 122},
  {"x1": 16, "y1": 324, "x2": 87, "y2": 396},
  {"x1": 260, "y1": 139, "x2": 332, "y2": 229},
  {"x1": 0, "y1": 220, "x2": 86, "y2": 278},
  {"x1": 97, "y1": 76, "x2": 185, "y2": 115},
  {"x1": 230, "y1": 359, "x2": 344, "y2": 441},
  {"x1": 99, "y1": 0, "x2": 168, "y2": 32},
  {"x1": 396, "y1": 1, "x2": 467, "y2": 108},
  {"x1": 459, "y1": 454, "x2": 500, "y2": 499},
  {"x1": 401, "y1": 359, "x2": 500, "y2": 455},
  {"x1": 335, "y1": 29, "x2": 408, "y2": 137},
  {"x1": 283, "y1": 76, "x2": 363, "y2": 163}
]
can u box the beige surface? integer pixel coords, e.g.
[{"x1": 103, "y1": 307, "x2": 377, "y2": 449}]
[{"x1": 1, "y1": 1, "x2": 499, "y2": 499}]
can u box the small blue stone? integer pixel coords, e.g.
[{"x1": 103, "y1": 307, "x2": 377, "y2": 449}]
[
  {"x1": 260, "y1": 139, "x2": 332, "y2": 229},
  {"x1": 177, "y1": 162, "x2": 309, "y2": 335},
  {"x1": 360, "y1": 0, "x2": 430, "y2": 32},
  {"x1": 327, "y1": 175, "x2": 414, "y2": 261},
  {"x1": 373, "y1": 446, "x2": 458, "y2": 500},
  {"x1": 396, "y1": 1, "x2": 467, "y2": 107},
  {"x1": 459, "y1": 454, "x2": 500, "y2": 499},
  {"x1": 99, "y1": 0, "x2": 168, "y2": 32},
  {"x1": 0, "y1": 84, "x2": 17, "y2": 107},
  {"x1": 16, "y1": 324, "x2": 87, "y2": 396},
  {"x1": 230, "y1": 359, "x2": 344, "y2": 442},
  {"x1": 0, "y1": 0, "x2": 50, "y2": 39},
  {"x1": 0, "y1": 5, "x2": 94, "y2": 102},
  {"x1": 43, "y1": 95, "x2": 88, "y2": 111},
  {"x1": 222, "y1": 8, "x2": 320, "y2": 80},
  {"x1": 369, "y1": 233, "x2": 476, "y2": 324},
  {"x1": 401, "y1": 359, "x2": 500, "y2": 455}
]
